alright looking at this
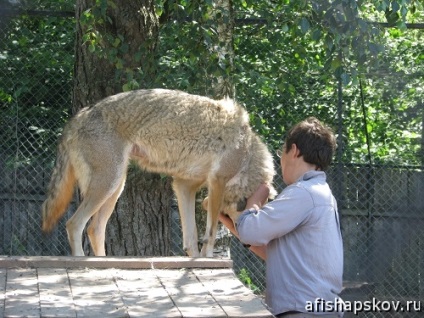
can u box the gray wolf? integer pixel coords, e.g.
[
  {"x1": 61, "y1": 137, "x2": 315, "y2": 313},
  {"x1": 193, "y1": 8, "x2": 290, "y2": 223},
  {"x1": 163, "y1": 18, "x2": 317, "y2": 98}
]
[{"x1": 41, "y1": 89, "x2": 276, "y2": 257}]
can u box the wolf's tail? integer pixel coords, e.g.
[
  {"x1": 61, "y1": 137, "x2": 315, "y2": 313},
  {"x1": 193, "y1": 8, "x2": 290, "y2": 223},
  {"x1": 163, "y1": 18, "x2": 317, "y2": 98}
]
[{"x1": 41, "y1": 138, "x2": 76, "y2": 233}]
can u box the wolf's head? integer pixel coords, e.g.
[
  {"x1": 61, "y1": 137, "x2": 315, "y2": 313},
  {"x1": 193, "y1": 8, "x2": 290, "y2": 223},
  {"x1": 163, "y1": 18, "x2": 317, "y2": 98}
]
[{"x1": 202, "y1": 133, "x2": 277, "y2": 222}]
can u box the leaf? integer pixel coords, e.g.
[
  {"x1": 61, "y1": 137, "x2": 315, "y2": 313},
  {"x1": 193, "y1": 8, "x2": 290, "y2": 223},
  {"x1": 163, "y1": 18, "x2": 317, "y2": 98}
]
[
  {"x1": 334, "y1": 66, "x2": 344, "y2": 79},
  {"x1": 300, "y1": 17, "x2": 310, "y2": 34},
  {"x1": 115, "y1": 59, "x2": 123, "y2": 69},
  {"x1": 112, "y1": 37, "x2": 121, "y2": 47},
  {"x1": 396, "y1": 20, "x2": 407, "y2": 31},
  {"x1": 392, "y1": 1, "x2": 400, "y2": 12},
  {"x1": 88, "y1": 43, "x2": 96, "y2": 53},
  {"x1": 340, "y1": 72, "x2": 351, "y2": 86},
  {"x1": 107, "y1": 0, "x2": 117, "y2": 9},
  {"x1": 311, "y1": 29, "x2": 321, "y2": 41},
  {"x1": 331, "y1": 57, "x2": 342, "y2": 70},
  {"x1": 385, "y1": 9, "x2": 400, "y2": 25},
  {"x1": 122, "y1": 83, "x2": 131, "y2": 92},
  {"x1": 368, "y1": 42, "x2": 383, "y2": 56},
  {"x1": 134, "y1": 52, "x2": 142, "y2": 62}
]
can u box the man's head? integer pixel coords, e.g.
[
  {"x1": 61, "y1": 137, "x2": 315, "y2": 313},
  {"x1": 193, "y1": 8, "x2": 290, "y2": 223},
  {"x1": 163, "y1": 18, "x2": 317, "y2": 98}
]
[
  {"x1": 280, "y1": 117, "x2": 336, "y2": 184},
  {"x1": 284, "y1": 117, "x2": 336, "y2": 171}
]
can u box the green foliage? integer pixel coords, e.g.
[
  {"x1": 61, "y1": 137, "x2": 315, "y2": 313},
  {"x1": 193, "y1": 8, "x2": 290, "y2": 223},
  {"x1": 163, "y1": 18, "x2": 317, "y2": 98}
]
[
  {"x1": 0, "y1": 0, "x2": 422, "y2": 167},
  {"x1": 78, "y1": 0, "x2": 159, "y2": 92},
  {"x1": 0, "y1": 4, "x2": 74, "y2": 165},
  {"x1": 238, "y1": 268, "x2": 260, "y2": 294},
  {"x1": 153, "y1": 0, "x2": 225, "y2": 95},
  {"x1": 227, "y1": 0, "x2": 423, "y2": 165}
]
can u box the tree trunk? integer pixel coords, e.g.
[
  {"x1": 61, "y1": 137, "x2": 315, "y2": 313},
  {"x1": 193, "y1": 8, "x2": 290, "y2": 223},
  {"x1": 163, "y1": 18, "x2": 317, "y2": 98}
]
[
  {"x1": 73, "y1": 0, "x2": 174, "y2": 256},
  {"x1": 105, "y1": 167, "x2": 173, "y2": 256},
  {"x1": 73, "y1": 0, "x2": 159, "y2": 110},
  {"x1": 211, "y1": 0, "x2": 235, "y2": 99}
]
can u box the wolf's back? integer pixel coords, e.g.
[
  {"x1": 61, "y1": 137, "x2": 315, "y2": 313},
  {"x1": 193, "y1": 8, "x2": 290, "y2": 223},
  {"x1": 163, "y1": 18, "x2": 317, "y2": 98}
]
[
  {"x1": 41, "y1": 135, "x2": 76, "y2": 233},
  {"x1": 99, "y1": 89, "x2": 249, "y2": 144}
]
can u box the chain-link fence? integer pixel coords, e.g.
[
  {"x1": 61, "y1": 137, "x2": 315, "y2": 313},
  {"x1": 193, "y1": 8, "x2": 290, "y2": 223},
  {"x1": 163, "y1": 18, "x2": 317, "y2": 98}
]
[
  {"x1": 0, "y1": 10, "x2": 74, "y2": 256},
  {"x1": 1, "y1": 7, "x2": 423, "y2": 318}
]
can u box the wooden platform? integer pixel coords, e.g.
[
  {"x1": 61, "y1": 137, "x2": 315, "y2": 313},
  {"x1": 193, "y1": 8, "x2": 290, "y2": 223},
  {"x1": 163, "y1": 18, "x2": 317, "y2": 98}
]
[{"x1": 0, "y1": 256, "x2": 274, "y2": 318}]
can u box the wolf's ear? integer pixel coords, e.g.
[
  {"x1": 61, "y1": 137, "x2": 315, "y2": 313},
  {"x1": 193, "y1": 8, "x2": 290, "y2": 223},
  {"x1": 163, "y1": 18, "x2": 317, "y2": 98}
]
[
  {"x1": 201, "y1": 197, "x2": 208, "y2": 211},
  {"x1": 236, "y1": 197, "x2": 247, "y2": 211}
]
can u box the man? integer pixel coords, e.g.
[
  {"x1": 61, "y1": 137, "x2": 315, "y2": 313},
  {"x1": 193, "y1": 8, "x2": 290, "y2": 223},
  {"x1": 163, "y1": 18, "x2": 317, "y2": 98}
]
[{"x1": 219, "y1": 117, "x2": 344, "y2": 317}]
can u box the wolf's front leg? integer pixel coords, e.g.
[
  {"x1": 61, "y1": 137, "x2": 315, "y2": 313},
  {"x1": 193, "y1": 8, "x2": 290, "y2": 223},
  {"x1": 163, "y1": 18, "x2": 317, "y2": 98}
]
[
  {"x1": 172, "y1": 178, "x2": 204, "y2": 257},
  {"x1": 200, "y1": 227, "x2": 218, "y2": 257},
  {"x1": 201, "y1": 178, "x2": 225, "y2": 257}
]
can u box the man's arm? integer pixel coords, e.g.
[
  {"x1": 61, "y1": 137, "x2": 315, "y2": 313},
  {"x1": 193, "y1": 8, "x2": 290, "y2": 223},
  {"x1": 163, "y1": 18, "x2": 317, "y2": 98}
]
[
  {"x1": 219, "y1": 212, "x2": 267, "y2": 260},
  {"x1": 218, "y1": 183, "x2": 271, "y2": 260},
  {"x1": 245, "y1": 183, "x2": 271, "y2": 210}
]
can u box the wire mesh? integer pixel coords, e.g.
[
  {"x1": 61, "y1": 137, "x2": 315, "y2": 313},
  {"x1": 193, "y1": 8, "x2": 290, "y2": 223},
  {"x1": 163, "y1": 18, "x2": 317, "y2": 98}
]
[
  {"x1": 0, "y1": 13, "x2": 74, "y2": 256},
  {"x1": 0, "y1": 8, "x2": 423, "y2": 318}
]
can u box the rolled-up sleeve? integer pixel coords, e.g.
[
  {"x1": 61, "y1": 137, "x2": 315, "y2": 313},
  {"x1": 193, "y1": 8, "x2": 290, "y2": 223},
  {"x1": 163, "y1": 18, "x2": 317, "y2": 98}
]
[{"x1": 236, "y1": 185, "x2": 314, "y2": 246}]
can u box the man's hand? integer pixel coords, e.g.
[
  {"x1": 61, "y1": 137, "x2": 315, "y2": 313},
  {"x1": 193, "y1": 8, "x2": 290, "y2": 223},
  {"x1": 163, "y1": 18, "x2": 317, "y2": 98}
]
[
  {"x1": 218, "y1": 212, "x2": 238, "y2": 238},
  {"x1": 246, "y1": 183, "x2": 271, "y2": 210},
  {"x1": 218, "y1": 183, "x2": 272, "y2": 261}
]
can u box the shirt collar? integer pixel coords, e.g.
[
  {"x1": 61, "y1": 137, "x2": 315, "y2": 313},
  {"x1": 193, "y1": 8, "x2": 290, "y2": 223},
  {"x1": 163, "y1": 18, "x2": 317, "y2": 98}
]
[{"x1": 297, "y1": 170, "x2": 326, "y2": 182}]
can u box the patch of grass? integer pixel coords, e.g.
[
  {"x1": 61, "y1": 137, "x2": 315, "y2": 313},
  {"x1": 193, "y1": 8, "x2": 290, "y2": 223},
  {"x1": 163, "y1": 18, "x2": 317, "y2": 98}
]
[{"x1": 238, "y1": 268, "x2": 260, "y2": 294}]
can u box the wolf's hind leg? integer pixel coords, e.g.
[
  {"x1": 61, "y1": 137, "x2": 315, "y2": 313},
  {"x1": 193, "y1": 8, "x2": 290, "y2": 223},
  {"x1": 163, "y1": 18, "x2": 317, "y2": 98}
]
[
  {"x1": 66, "y1": 170, "x2": 126, "y2": 256},
  {"x1": 66, "y1": 191, "x2": 108, "y2": 256},
  {"x1": 172, "y1": 178, "x2": 204, "y2": 257},
  {"x1": 87, "y1": 175, "x2": 126, "y2": 256}
]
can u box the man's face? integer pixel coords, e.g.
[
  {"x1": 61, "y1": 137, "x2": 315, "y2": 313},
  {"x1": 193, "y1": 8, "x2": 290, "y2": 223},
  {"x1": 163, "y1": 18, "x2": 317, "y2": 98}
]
[
  {"x1": 280, "y1": 144, "x2": 288, "y2": 182},
  {"x1": 280, "y1": 143, "x2": 296, "y2": 185}
]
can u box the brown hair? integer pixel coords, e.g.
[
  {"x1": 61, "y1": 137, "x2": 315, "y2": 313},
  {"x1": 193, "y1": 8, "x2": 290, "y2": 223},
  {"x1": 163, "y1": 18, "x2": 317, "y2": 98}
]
[{"x1": 284, "y1": 117, "x2": 336, "y2": 171}]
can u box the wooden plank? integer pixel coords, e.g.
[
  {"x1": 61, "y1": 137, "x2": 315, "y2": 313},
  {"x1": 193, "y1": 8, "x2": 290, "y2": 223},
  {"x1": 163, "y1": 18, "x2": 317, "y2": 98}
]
[
  {"x1": 194, "y1": 269, "x2": 274, "y2": 318},
  {"x1": 0, "y1": 262, "x2": 274, "y2": 317},
  {"x1": 113, "y1": 269, "x2": 181, "y2": 318},
  {"x1": 67, "y1": 268, "x2": 128, "y2": 318},
  {"x1": 4, "y1": 268, "x2": 40, "y2": 318},
  {"x1": 156, "y1": 269, "x2": 227, "y2": 318},
  {"x1": 37, "y1": 268, "x2": 76, "y2": 318},
  {"x1": 0, "y1": 256, "x2": 233, "y2": 270}
]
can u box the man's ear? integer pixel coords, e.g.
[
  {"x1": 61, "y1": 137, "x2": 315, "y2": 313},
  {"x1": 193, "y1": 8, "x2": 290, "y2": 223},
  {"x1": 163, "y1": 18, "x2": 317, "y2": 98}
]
[{"x1": 291, "y1": 143, "x2": 302, "y2": 158}]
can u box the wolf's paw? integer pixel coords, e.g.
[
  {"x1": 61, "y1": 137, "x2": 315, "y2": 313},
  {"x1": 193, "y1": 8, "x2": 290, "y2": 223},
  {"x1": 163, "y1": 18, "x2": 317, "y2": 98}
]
[{"x1": 184, "y1": 246, "x2": 200, "y2": 257}]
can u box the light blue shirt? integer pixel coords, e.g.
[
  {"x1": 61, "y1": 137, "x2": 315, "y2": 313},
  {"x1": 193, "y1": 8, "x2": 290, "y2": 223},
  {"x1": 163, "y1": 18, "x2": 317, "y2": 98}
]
[{"x1": 236, "y1": 170, "x2": 343, "y2": 316}]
